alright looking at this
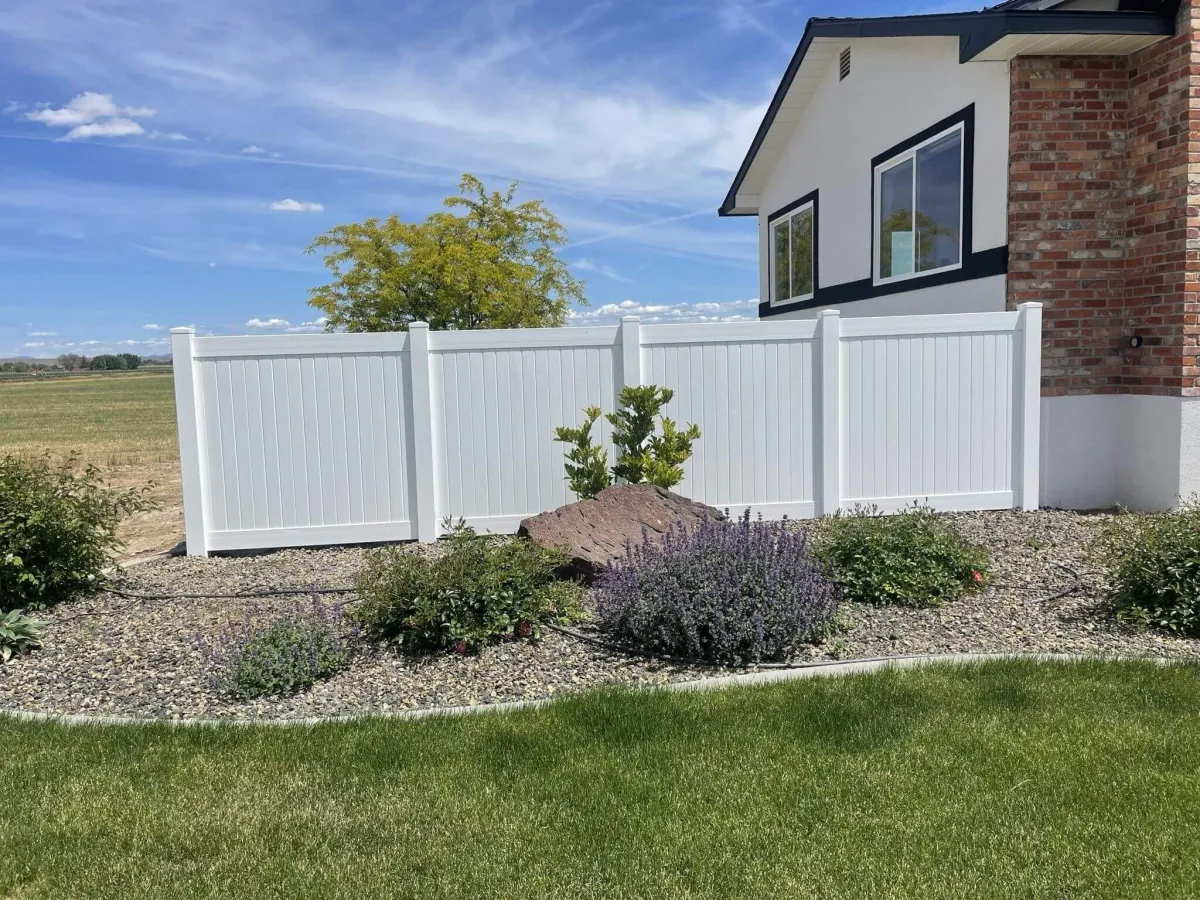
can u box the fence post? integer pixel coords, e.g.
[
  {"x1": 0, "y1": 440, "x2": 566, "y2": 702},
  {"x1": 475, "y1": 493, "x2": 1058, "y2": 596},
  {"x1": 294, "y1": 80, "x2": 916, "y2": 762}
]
[
  {"x1": 817, "y1": 310, "x2": 842, "y2": 517},
  {"x1": 170, "y1": 327, "x2": 209, "y2": 556},
  {"x1": 619, "y1": 316, "x2": 642, "y2": 390},
  {"x1": 1017, "y1": 302, "x2": 1043, "y2": 511},
  {"x1": 407, "y1": 322, "x2": 439, "y2": 542}
]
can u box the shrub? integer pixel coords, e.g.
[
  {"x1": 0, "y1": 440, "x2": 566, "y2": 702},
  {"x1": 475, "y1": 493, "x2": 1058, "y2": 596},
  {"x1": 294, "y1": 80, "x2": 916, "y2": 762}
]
[
  {"x1": 212, "y1": 599, "x2": 355, "y2": 700},
  {"x1": 594, "y1": 511, "x2": 840, "y2": 665},
  {"x1": 1092, "y1": 504, "x2": 1200, "y2": 636},
  {"x1": 0, "y1": 609, "x2": 46, "y2": 662},
  {"x1": 354, "y1": 523, "x2": 583, "y2": 652},
  {"x1": 0, "y1": 454, "x2": 155, "y2": 612},
  {"x1": 814, "y1": 505, "x2": 989, "y2": 608},
  {"x1": 553, "y1": 385, "x2": 700, "y2": 500}
]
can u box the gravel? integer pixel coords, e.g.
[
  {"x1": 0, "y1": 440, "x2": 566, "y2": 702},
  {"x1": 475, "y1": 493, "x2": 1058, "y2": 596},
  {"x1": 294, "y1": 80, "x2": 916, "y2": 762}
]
[{"x1": 2, "y1": 509, "x2": 1198, "y2": 722}]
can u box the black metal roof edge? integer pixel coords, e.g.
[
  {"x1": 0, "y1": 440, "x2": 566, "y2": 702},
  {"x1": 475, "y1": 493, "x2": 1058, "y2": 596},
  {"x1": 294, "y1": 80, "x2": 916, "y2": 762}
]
[{"x1": 718, "y1": 8, "x2": 1175, "y2": 217}]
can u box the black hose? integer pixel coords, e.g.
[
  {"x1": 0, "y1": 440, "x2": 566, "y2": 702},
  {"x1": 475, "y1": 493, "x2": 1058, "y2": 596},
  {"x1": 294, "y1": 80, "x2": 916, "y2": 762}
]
[{"x1": 42, "y1": 562, "x2": 1089, "y2": 668}]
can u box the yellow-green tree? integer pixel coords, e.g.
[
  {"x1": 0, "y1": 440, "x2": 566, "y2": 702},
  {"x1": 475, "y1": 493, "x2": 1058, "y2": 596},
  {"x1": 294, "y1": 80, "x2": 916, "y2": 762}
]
[{"x1": 306, "y1": 174, "x2": 587, "y2": 331}]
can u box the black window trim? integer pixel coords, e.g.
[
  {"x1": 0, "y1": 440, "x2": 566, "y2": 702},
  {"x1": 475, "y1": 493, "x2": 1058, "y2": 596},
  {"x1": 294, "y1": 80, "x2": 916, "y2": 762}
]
[
  {"x1": 766, "y1": 188, "x2": 819, "y2": 308},
  {"x1": 870, "y1": 104, "x2": 974, "y2": 289}
]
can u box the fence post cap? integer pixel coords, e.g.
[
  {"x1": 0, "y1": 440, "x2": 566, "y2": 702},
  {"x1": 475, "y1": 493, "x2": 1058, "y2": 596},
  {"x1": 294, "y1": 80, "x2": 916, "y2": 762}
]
[
  {"x1": 170, "y1": 326, "x2": 195, "y2": 334},
  {"x1": 1016, "y1": 301, "x2": 1043, "y2": 310},
  {"x1": 620, "y1": 316, "x2": 640, "y2": 323},
  {"x1": 408, "y1": 321, "x2": 430, "y2": 330},
  {"x1": 818, "y1": 308, "x2": 840, "y2": 317}
]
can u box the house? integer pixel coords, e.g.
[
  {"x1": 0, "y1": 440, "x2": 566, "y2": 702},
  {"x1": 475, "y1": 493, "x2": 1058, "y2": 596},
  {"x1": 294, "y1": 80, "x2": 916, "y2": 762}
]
[{"x1": 721, "y1": 0, "x2": 1200, "y2": 512}]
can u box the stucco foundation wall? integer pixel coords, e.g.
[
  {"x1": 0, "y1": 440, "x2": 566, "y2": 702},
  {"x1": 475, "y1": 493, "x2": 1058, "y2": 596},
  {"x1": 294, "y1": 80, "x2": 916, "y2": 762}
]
[
  {"x1": 1041, "y1": 394, "x2": 1200, "y2": 510},
  {"x1": 757, "y1": 36, "x2": 1010, "y2": 308}
]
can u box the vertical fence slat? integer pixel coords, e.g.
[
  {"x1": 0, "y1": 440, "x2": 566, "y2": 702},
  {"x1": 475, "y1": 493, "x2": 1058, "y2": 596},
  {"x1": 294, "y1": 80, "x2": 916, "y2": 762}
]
[
  {"x1": 171, "y1": 327, "x2": 209, "y2": 556},
  {"x1": 407, "y1": 323, "x2": 439, "y2": 541},
  {"x1": 817, "y1": 310, "x2": 841, "y2": 516},
  {"x1": 1017, "y1": 302, "x2": 1043, "y2": 510}
]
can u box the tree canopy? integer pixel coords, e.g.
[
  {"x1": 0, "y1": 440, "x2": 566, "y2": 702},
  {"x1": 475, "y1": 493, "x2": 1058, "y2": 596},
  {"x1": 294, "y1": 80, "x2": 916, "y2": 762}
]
[{"x1": 306, "y1": 174, "x2": 587, "y2": 332}]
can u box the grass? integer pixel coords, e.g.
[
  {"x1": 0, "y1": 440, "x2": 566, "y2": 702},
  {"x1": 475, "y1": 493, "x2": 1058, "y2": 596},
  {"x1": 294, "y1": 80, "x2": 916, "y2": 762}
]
[
  {"x1": 0, "y1": 371, "x2": 178, "y2": 467},
  {"x1": 4, "y1": 659, "x2": 1200, "y2": 899}
]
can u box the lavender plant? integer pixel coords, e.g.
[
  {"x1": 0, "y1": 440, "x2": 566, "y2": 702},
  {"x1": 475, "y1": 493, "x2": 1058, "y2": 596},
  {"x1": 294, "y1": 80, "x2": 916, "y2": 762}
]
[
  {"x1": 594, "y1": 511, "x2": 840, "y2": 665},
  {"x1": 208, "y1": 596, "x2": 356, "y2": 700}
]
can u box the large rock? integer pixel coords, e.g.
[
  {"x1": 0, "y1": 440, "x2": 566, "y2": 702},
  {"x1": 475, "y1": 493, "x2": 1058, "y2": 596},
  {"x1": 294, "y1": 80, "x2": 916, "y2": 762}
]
[{"x1": 518, "y1": 484, "x2": 724, "y2": 581}]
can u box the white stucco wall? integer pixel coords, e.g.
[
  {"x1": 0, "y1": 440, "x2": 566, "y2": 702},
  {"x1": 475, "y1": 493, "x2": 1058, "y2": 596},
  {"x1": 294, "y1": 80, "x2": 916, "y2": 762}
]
[
  {"x1": 757, "y1": 36, "x2": 1011, "y2": 316},
  {"x1": 1041, "y1": 394, "x2": 1200, "y2": 511}
]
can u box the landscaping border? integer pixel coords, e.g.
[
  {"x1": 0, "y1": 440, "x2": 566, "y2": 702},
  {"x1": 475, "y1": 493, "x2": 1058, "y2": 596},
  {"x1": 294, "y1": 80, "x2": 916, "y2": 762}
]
[{"x1": 0, "y1": 653, "x2": 1177, "y2": 729}]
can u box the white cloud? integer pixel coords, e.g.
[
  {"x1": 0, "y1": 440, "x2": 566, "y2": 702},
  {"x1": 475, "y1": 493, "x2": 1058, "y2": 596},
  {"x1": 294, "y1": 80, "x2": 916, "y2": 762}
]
[
  {"x1": 3, "y1": 100, "x2": 22, "y2": 114},
  {"x1": 245, "y1": 317, "x2": 291, "y2": 328},
  {"x1": 269, "y1": 198, "x2": 323, "y2": 213},
  {"x1": 240, "y1": 145, "x2": 267, "y2": 154},
  {"x1": 63, "y1": 117, "x2": 145, "y2": 141},
  {"x1": 568, "y1": 297, "x2": 758, "y2": 326},
  {"x1": 27, "y1": 330, "x2": 57, "y2": 336},
  {"x1": 24, "y1": 91, "x2": 159, "y2": 141},
  {"x1": 22, "y1": 341, "x2": 45, "y2": 348},
  {"x1": 142, "y1": 323, "x2": 163, "y2": 331},
  {"x1": 24, "y1": 92, "x2": 152, "y2": 127},
  {"x1": 80, "y1": 340, "x2": 101, "y2": 346},
  {"x1": 148, "y1": 130, "x2": 189, "y2": 141},
  {"x1": 572, "y1": 257, "x2": 631, "y2": 283},
  {"x1": 284, "y1": 317, "x2": 328, "y2": 333}
]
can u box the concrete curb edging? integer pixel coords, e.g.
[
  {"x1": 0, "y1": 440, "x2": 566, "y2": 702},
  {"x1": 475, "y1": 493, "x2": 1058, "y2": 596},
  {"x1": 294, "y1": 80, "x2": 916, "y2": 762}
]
[{"x1": 0, "y1": 653, "x2": 1178, "y2": 729}]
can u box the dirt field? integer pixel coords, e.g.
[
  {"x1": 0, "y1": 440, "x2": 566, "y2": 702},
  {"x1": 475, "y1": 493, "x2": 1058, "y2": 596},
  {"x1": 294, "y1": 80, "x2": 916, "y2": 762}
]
[{"x1": 0, "y1": 371, "x2": 184, "y2": 559}]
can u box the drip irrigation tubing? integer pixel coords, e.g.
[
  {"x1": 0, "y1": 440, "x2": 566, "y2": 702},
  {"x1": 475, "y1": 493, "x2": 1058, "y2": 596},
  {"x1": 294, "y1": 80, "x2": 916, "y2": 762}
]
[{"x1": 42, "y1": 563, "x2": 1088, "y2": 665}]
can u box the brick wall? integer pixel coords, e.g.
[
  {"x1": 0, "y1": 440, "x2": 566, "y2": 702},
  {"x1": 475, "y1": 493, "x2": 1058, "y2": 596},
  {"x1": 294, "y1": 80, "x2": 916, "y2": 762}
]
[
  {"x1": 1008, "y1": 56, "x2": 1130, "y2": 395},
  {"x1": 1007, "y1": 0, "x2": 1200, "y2": 397}
]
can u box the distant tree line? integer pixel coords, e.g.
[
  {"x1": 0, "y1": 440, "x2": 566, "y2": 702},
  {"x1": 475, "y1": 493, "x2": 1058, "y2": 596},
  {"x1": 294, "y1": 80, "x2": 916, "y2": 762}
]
[{"x1": 56, "y1": 353, "x2": 144, "y2": 371}]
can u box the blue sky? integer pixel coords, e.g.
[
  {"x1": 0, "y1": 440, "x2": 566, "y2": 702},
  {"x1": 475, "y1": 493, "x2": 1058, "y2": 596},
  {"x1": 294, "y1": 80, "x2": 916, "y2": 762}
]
[{"x1": 0, "y1": 0, "x2": 976, "y2": 358}]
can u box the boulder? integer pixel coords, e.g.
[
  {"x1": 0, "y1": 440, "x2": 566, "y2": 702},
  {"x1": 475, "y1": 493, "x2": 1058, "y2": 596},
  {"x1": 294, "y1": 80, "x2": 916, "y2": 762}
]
[{"x1": 518, "y1": 484, "x2": 724, "y2": 581}]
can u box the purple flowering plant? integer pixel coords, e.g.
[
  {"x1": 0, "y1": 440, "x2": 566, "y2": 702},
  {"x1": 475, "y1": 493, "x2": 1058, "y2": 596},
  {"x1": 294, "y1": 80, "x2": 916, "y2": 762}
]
[
  {"x1": 594, "y1": 510, "x2": 841, "y2": 665},
  {"x1": 206, "y1": 594, "x2": 357, "y2": 699}
]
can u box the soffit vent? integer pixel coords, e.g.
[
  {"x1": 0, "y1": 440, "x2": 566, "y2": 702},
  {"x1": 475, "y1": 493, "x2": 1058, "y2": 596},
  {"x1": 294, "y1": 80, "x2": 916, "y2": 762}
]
[{"x1": 839, "y1": 47, "x2": 851, "y2": 81}]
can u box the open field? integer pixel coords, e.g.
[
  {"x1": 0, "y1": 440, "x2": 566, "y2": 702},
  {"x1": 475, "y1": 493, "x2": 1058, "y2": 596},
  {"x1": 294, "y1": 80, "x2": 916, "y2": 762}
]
[
  {"x1": 0, "y1": 371, "x2": 184, "y2": 558},
  {"x1": 4, "y1": 660, "x2": 1200, "y2": 899}
]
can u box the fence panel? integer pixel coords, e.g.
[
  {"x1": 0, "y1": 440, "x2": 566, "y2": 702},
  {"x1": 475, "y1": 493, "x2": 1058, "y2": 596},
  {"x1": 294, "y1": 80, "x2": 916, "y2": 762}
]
[
  {"x1": 641, "y1": 321, "x2": 817, "y2": 519},
  {"x1": 171, "y1": 303, "x2": 1042, "y2": 555}
]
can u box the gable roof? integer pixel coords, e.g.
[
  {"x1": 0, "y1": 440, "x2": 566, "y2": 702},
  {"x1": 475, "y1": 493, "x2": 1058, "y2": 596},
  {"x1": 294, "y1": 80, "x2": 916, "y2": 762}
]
[{"x1": 719, "y1": 2, "x2": 1177, "y2": 216}]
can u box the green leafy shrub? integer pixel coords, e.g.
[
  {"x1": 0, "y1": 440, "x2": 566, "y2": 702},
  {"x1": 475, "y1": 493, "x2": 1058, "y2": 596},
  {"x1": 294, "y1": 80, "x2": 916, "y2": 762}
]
[
  {"x1": 1, "y1": 454, "x2": 155, "y2": 612},
  {"x1": 212, "y1": 600, "x2": 355, "y2": 700},
  {"x1": 354, "y1": 523, "x2": 583, "y2": 652},
  {"x1": 1092, "y1": 505, "x2": 1200, "y2": 636},
  {"x1": 814, "y1": 505, "x2": 989, "y2": 607},
  {"x1": 553, "y1": 384, "x2": 700, "y2": 500},
  {"x1": 0, "y1": 609, "x2": 46, "y2": 662}
]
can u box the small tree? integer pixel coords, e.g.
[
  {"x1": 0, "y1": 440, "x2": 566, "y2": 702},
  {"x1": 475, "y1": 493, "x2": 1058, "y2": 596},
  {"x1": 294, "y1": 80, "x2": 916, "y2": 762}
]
[
  {"x1": 553, "y1": 385, "x2": 701, "y2": 500},
  {"x1": 118, "y1": 353, "x2": 141, "y2": 370},
  {"x1": 307, "y1": 174, "x2": 587, "y2": 332}
]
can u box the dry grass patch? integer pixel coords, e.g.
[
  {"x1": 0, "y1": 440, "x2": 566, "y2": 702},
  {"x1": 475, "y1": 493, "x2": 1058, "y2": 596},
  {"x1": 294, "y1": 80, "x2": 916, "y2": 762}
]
[{"x1": 0, "y1": 372, "x2": 183, "y2": 558}]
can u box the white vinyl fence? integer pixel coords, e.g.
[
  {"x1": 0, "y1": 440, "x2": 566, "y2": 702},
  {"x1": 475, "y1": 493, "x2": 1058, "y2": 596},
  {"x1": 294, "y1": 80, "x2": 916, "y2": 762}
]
[{"x1": 171, "y1": 303, "x2": 1042, "y2": 555}]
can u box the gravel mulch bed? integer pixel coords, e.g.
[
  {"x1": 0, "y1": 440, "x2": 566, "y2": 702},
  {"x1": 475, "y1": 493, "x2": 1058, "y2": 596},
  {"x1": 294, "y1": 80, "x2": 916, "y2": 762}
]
[{"x1": 2, "y1": 509, "x2": 1199, "y2": 722}]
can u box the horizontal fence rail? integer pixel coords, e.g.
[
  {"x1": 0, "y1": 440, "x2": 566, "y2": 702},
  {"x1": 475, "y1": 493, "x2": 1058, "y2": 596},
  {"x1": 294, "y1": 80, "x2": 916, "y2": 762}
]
[{"x1": 171, "y1": 303, "x2": 1042, "y2": 555}]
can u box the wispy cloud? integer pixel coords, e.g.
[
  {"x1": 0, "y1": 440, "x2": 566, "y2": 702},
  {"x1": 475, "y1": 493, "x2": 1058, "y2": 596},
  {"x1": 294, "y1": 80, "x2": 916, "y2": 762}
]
[
  {"x1": 246, "y1": 317, "x2": 291, "y2": 328},
  {"x1": 142, "y1": 323, "x2": 163, "y2": 331},
  {"x1": 285, "y1": 317, "x2": 327, "y2": 333},
  {"x1": 240, "y1": 145, "x2": 267, "y2": 154},
  {"x1": 269, "y1": 198, "x2": 323, "y2": 213},
  {"x1": 572, "y1": 257, "x2": 631, "y2": 283},
  {"x1": 27, "y1": 330, "x2": 57, "y2": 336}
]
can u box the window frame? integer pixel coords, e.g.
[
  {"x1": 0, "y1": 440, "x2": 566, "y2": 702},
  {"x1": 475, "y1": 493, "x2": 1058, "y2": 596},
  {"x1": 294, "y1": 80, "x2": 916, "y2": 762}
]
[
  {"x1": 871, "y1": 108, "x2": 972, "y2": 289},
  {"x1": 767, "y1": 189, "x2": 819, "y2": 308}
]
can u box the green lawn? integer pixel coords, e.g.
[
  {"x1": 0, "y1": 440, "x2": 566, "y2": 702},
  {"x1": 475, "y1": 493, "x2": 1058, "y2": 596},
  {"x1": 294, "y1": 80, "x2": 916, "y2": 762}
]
[{"x1": 4, "y1": 660, "x2": 1199, "y2": 899}]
